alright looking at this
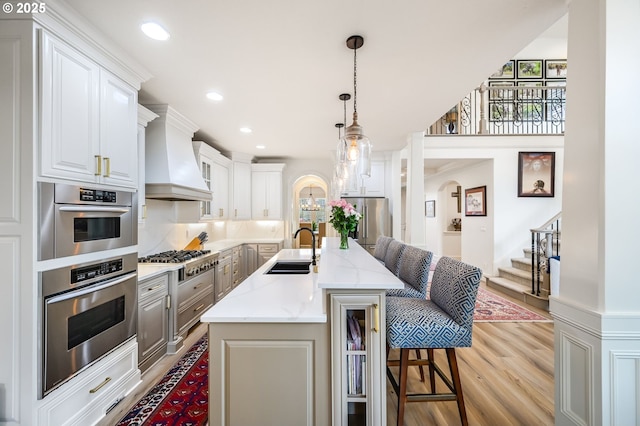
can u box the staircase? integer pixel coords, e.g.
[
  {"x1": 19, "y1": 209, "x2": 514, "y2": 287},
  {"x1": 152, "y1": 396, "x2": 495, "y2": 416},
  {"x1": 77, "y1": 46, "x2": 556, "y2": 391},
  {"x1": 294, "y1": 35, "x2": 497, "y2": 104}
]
[
  {"x1": 485, "y1": 213, "x2": 561, "y2": 311},
  {"x1": 485, "y1": 248, "x2": 551, "y2": 311}
]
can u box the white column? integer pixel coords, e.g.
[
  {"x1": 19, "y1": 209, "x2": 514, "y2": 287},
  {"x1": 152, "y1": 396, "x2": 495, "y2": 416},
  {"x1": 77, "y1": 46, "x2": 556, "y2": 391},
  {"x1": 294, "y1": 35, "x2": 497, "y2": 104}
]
[
  {"x1": 552, "y1": 1, "x2": 640, "y2": 425},
  {"x1": 390, "y1": 150, "x2": 403, "y2": 241},
  {"x1": 404, "y1": 133, "x2": 425, "y2": 245}
]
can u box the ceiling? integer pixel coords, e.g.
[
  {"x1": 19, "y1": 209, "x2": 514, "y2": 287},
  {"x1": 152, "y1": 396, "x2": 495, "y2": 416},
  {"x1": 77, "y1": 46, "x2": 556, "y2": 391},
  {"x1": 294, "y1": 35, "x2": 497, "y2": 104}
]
[{"x1": 64, "y1": 0, "x2": 568, "y2": 161}]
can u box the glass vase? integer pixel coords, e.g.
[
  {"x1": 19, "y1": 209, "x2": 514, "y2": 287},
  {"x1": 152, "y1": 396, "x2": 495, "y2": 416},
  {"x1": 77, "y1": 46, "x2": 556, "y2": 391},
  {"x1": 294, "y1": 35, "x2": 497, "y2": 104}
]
[{"x1": 339, "y1": 231, "x2": 349, "y2": 249}]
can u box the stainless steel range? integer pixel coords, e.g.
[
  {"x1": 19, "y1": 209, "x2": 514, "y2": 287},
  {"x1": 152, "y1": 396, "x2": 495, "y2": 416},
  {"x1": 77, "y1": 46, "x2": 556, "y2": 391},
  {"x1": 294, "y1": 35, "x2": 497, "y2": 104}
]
[{"x1": 139, "y1": 249, "x2": 218, "y2": 352}]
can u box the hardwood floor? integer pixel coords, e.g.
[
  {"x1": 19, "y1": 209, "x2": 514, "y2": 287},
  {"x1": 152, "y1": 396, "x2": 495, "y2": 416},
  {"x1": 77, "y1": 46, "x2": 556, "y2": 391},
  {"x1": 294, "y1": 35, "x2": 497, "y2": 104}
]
[{"x1": 100, "y1": 286, "x2": 554, "y2": 426}]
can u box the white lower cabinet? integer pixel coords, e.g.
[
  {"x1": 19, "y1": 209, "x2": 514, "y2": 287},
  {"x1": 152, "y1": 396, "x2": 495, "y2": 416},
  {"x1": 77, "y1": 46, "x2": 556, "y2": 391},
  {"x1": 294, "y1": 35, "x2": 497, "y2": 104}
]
[
  {"x1": 330, "y1": 291, "x2": 385, "y2": 426},
  {"x1": 37, "y1": 338, "x2": 140, "y2": 426},
  {"x1": 257, "y1": 243, "x2": 279, "y2": 267},
  {"x1": 137, "y1": 273, "x2": 169, "y2": 373}
]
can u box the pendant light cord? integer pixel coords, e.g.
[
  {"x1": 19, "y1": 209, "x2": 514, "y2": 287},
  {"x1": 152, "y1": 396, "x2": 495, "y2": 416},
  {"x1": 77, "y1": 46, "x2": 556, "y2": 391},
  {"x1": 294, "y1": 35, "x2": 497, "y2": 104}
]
[{"x1": 353, "y1": 45, "x2": 358, "y2": 115}]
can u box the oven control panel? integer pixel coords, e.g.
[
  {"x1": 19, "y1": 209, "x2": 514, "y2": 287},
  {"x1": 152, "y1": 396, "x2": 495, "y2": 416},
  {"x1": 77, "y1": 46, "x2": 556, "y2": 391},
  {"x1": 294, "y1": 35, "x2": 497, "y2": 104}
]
[
  {"x1": 79, "y1": 187, "x2": 117, "y2": 203},
  {"x1": 71, "y1": 259, "x2": 124, "y2": 284}
]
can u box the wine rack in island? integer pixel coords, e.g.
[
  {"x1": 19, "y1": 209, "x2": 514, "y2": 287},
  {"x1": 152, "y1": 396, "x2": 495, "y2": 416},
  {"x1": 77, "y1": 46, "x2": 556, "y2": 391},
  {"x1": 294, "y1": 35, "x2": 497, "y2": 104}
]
[{"x1": 330, "y1": 291, "x2": 385, "y2": 426}]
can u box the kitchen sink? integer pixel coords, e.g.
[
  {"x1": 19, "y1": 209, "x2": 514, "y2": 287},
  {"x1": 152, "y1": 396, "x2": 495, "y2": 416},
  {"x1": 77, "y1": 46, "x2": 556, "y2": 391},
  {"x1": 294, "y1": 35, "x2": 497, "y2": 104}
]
[{"x1": 265, "y1": 261, "x2": 312, "y2": 274}]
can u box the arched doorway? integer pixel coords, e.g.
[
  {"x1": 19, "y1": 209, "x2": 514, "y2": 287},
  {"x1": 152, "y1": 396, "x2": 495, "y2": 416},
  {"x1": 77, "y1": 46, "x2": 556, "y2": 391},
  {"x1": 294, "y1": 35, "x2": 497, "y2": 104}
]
[{"x1": 292, "y1": 175, "x2": 328, "y2": 249}]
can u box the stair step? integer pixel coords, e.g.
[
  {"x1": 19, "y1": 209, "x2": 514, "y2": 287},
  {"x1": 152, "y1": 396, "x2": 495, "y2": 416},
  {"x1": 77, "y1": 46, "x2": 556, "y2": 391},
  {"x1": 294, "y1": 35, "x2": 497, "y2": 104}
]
[
  {"x1": 485, "y1": 276, "x2": 549, "y2": 311},
  {"x1": 511, "y1": 257, "x2": 533, "y2": 272},
  {"x1": 497, "y1": 266, "x2": 547, "y2": 287}
]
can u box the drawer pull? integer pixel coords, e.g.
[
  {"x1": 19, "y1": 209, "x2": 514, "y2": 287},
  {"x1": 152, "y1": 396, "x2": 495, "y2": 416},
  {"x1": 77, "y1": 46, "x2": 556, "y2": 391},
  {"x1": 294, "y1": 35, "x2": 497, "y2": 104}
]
[
  {"x1": 194, "y1": 283, "x2": 202, "y2": 290},
  {"x1": 147, "y1": 284, "x2": 162, "y2": 291},
  {"x1": 103, "y1": 157, "x2": 111, "y2": 177},
  {"x1": 89, "y1": 377, "x2": 111, "y2": 394},
  {"x1": 193, "y1": 304, "x2": 205, "y2": 312}
]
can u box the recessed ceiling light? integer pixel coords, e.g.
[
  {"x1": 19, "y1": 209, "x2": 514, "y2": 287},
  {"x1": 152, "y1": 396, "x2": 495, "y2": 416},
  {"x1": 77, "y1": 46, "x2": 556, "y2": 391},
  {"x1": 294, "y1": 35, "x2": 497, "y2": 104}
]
[
  {"x1": 141, "y1": 22, "x2": 170, "y2": 41},
  {"x1": 256, "y1": 145, "x2": 266, "y2": 149},
  {"x1": 206, "y1": 91, "x2": 223, "y2": 101},
  {"x1": 240, "y1": 127, "x2": 252, "y2": 134}
]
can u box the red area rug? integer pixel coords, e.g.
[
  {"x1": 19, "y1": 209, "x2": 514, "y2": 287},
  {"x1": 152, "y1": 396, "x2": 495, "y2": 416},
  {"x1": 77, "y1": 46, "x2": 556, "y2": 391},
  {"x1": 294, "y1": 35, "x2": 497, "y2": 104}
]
[
  {"x1": 117, "y1": 335, "x2": 208, "y2": 426},
  {"x1": 473, "y1": 287, "x2": 551, "y2": 322}
]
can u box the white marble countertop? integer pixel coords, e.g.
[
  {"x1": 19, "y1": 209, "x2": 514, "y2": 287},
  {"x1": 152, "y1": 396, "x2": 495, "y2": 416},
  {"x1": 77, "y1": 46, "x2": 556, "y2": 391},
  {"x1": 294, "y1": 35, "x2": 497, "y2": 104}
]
[
  {"x1": 138, "y1": 262, "x2": 183, "y2": 281},
  {"x1": 317, "y1": 237, "x2": 405, "y2": 290},
  {"x1": 200, "y1": 248, "x2": 325, "y2": 323},
  {"x1": 200, "y1": 237, "x2": 404, "y2": 324}
]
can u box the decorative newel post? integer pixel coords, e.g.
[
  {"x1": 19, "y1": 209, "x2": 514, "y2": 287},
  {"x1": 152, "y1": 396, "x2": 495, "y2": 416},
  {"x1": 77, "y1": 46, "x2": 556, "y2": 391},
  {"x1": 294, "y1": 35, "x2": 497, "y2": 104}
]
[{"x1": 478, "y1": 82, "x2": 489, "y2": 134}]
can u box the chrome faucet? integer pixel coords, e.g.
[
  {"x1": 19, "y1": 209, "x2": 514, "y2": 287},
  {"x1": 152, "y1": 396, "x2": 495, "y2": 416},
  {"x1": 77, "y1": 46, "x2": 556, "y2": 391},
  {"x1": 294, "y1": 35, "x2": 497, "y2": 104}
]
[{"x1": 294, "y1": 227, "x2": 317, "y2": 269}]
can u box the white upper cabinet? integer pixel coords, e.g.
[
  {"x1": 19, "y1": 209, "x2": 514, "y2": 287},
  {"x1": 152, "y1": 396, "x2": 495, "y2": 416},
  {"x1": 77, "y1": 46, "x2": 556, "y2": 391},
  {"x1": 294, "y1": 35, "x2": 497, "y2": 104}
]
[
  {"x1": 340, "y1": 160, "x2": 385, "y2": 197},
  {"x1": 193, "y1": 141, "x2": 231, "y2": 220},
  {"x1": 40, "y1": 31, "x2": 138, "y2": 188},
  {"x1": 232, "y1": 159, "x2": 252, "y2": 220},
  {"x1": 251, "y1": 163, "x2": 285, "y2": 220}
]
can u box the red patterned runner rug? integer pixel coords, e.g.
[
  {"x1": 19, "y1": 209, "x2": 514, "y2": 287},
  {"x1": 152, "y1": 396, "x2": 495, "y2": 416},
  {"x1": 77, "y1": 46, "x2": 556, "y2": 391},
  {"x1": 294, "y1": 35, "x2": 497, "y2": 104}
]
[
  {"x1": 117, "y1": 334, "x2": 208, "y2": 425},
  {"x1": 473, "y1": 287, "x2": 551, "y2": 322}
]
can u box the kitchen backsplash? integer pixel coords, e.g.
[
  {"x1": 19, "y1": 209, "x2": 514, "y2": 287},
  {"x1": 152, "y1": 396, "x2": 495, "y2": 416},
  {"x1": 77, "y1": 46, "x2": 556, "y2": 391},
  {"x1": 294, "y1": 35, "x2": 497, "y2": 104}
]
[{"x1": 138, "y1": 200, "x2": 284, "y2": 255}]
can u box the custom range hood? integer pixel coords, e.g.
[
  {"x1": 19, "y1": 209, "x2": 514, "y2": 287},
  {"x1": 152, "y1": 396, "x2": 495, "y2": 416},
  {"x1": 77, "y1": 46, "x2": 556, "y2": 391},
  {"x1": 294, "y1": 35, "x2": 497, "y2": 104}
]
[{"x1": 144, "y1": 104, "x2": 212, "y2": 202}]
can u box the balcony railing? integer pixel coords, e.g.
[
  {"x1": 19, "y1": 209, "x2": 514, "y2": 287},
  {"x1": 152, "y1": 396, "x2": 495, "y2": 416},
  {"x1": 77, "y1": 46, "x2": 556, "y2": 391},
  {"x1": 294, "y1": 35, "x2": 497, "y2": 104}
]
[{"x1": 428, "y1": 84, "x2": 566, "y2": 136}]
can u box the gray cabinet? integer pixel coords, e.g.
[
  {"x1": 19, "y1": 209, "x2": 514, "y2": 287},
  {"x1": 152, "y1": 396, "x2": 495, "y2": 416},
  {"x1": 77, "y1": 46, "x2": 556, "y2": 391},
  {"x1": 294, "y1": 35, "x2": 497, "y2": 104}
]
[
  {"x1": 177, "y1": 269, "x2": 214, "y2": 338},
  {"x1": 232, "y1": 245, "x2": 245, "y2": 287},
  {"x1": 215, "y1": 249, "x2": 233, "y2": 302},
  {"x1": 257, "y1": 243, "x2": 279, "y2": 268},
  {"x1": 245, "y1": 244, "x2": 258, "y2": 276},
  {"x1": 137, "y1": 273, "x2": 169, "y2": 373}
]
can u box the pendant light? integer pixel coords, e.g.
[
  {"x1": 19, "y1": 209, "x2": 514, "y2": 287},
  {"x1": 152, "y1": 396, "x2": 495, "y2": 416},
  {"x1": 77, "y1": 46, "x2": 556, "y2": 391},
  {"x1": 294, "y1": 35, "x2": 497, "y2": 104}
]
[
  {"x1": 341, "y1": 35, "x2": 371, "y2": 177},
  {"x1": 301, "y1": 184, "x2": 320, "y2": 211},
  {"x1": 336, "y1": 93, "x2": 350, "y2": 165}
]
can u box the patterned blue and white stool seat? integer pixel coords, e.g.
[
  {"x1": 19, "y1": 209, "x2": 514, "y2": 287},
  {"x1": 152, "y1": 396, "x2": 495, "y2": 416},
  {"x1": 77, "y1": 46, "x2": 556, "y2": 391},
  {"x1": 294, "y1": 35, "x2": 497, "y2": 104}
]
[
  {"x1": 386, "y1": 246, "x2": 433, "y2": 299},
  {"x1": 384, "y1": 240, "x2": 406, "y2": 276},
  {"x1": 386, "y1": 297, "x2": 472, "y2": 348}
]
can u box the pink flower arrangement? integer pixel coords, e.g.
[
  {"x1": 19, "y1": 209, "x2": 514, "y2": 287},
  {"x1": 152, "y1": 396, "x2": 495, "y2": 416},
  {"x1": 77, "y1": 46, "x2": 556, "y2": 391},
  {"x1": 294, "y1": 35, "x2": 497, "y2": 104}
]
[{"x1": 328, "y1": 199, "x2": 362, "y2": 234}]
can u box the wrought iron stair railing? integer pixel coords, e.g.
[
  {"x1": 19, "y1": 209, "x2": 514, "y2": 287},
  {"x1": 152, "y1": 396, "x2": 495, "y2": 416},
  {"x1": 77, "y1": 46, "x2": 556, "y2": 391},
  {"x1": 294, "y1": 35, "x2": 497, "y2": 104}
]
[
  {"x1": 428, "y1": 84, "x2": 566, "y2": 136},
  {"x1": 530, "y1": 212, "x2": 561, "y2": 297}
]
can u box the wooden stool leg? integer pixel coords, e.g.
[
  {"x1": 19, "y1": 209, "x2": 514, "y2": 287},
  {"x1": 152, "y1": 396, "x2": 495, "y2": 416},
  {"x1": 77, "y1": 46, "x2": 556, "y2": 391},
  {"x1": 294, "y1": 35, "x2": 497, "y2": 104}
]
[
  {"x1": 427, "y1": 348, "x2": 436, "y2": 393},
  {"x1": 446, "y1": 348, "x2": 468, "y2": 426},
  {"x1": 397, "y1": 348, "x2": 410, "y2": 426},
  {"x1": 415, "y1": 349, "x2": 425, "y2": 382}
]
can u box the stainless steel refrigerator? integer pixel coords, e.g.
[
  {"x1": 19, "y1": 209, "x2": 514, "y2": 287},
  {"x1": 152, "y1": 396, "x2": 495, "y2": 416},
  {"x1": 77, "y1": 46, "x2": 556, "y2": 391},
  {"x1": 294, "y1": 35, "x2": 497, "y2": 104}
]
[{"x1": 344, "y1": 197, "x2": 391, "y2": 255}]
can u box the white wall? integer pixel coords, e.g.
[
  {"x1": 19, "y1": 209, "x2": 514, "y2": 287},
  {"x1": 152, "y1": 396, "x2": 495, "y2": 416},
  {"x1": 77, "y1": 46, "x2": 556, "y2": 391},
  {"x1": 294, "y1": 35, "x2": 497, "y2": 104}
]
[{"x1": 423, "y1": 135, "x2": 563, "y2": 275}]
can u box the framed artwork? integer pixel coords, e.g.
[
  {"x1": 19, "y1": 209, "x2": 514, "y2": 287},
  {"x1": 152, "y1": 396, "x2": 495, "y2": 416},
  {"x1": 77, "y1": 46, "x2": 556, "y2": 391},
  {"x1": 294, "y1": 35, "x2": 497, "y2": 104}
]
[
  {"x1": 516, "y1": 60, "x2": 543, "y2": 79},
  {"x1": 465, "y1": 186, "x2": 486, "y2": 216},
  {"x1": 518, "y1": 152, "x2": 555, "y2": 197},
  {"x1": 489, "y1": 102, "x2": 514, "y2": 122},
  {"x1": 489, "y1": 60, "x2": 515, "y2": 79},
  {"x1": 517, "y1": 81, "x2": 543, "y2": 98},
  {"x1": 425, "y1": 200, "x2": 435, "y2": 217},
  {"x1": 545, "y1": 59, "x2": 567, "y2": 79},
  {"x1": 488, "y1": 81, "x2": 515, "y2": 100}
]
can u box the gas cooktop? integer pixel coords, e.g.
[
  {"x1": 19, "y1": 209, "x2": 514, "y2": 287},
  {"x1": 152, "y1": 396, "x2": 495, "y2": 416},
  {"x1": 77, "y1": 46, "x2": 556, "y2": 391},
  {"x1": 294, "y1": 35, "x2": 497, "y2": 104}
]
[{"x1": 138, "y1": 250, "x2": 213, "y2": 264}]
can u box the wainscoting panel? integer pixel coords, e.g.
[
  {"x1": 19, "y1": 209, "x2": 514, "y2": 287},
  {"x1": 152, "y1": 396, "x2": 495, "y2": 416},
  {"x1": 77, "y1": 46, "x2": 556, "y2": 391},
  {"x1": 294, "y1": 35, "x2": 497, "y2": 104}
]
[
  {"x1": 611, "y1": 351, "x2": 640, "y2": 425},
  {"x1": 559, "y1": 330, "x2": 593, "y2": 426}
]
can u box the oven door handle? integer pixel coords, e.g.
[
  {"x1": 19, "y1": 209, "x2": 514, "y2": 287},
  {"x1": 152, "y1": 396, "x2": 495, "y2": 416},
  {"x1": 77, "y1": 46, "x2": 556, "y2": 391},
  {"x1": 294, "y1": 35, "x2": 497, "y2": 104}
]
[
  {"x1": 46, "y1": 272, "x2": 137, "y2": 304},
  {"x1": 58, "y1": 206, "x2": 130, "y2": 214}
]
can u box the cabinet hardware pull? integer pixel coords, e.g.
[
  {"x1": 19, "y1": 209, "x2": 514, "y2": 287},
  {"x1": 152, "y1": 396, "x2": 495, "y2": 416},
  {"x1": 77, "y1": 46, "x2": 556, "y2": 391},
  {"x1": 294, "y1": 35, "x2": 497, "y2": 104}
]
[
  {"x1": 220, "y1": 208, "x2": 224, "y2": 217},
  {"x1": 194, "y1": 283, "x2": 201, "y2": 289},
  {"x1": 166, "y1": 294, "x2": 171, "y2": 309},
  {"x1": 148, "y1": 284, "x2": 161, "y2": 291},
  {"x1": 104, "y1": 157, "x2": 111, "y2": 177},
  {"x1": 234, "y1": 208, "x2": 237, "y2": 217},
  {"x1": 373, "y1": 304, "x2": 379, "y2": 333},
  {"x1": 194, "y1": 304, "x2": 204, "y2": 312},
  {"x1": 142, "y1": 204, "x2": 147, "y2": 219},
  {"x1": 95, "y1": 155, "x2": 102, "y2": 176},
  {"x1": 89, "y1": 377, "x2": 111, "y2": 394}
]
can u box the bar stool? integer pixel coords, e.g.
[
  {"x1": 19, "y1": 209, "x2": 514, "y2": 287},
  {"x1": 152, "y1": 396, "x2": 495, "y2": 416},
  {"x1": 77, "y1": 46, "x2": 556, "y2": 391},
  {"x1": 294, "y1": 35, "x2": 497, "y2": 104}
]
[
  {"x1": 384, "y1": 240, "x2": 406, "y2": 276},
  {"x1": 372, "y1": 236, "x2": 393, "y2": 263},
  {"x1": 386, "y1": 245, "x2": 432, "y2": 299},
  {"x1": 386, "y1": 257, "x2": 482, "y2": 426}
]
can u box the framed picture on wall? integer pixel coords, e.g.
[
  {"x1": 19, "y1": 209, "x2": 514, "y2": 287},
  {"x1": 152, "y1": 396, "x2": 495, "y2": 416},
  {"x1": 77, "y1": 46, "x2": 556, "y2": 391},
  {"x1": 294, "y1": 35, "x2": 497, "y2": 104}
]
[
  {"x1": 545, "y1": 59, "x2": 567, "y2": 79},
  {"x1": 465, "y1": 186, "x2": 487, "y2": 216},
  {"x1": 518, "y1": 152, "x2": 555, "y2": 197},
  {"x1": 489, "y1": 60, "x2": 515, "y2": 79},
  {"x1": 516, "y1": 60, "x2": 543, "y2": 79},
  {"x1": 425, "y1": 200, "x2": 435, "y2": 217}
]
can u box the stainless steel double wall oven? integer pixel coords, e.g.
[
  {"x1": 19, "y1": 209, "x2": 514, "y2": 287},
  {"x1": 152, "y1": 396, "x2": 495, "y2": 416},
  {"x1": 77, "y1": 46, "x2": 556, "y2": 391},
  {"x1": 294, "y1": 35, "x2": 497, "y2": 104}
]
[{"x1": 38, "y1": 182, "x2": 138, "y2": 398}]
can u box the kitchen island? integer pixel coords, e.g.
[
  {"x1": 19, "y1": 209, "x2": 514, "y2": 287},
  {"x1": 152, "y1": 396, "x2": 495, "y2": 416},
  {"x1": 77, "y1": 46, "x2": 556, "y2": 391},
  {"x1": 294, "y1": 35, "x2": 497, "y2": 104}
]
[{"x1": 201, "y1": 237, "x2": 404, "y2": 426}]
